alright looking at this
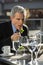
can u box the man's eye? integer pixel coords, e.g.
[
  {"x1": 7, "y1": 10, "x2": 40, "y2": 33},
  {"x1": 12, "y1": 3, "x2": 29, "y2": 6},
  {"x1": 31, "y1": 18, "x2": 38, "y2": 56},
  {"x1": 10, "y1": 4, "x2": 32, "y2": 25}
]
[
  {"x1": 17, "y1": 19, "x2": 20, "y2": 20},
  {"x1": 17, "y1": 18, "x2": 24, "y2": 21},
  {"x1": 22, "y1": 19, "x2": 24, "y2": 21}
]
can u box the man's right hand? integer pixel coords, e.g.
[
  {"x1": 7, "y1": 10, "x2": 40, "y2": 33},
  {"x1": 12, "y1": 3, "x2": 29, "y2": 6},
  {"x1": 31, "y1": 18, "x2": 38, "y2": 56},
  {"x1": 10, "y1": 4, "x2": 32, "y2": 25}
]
[{"x1": 11, "y1": 33, "x2": 21, "y2": 41}]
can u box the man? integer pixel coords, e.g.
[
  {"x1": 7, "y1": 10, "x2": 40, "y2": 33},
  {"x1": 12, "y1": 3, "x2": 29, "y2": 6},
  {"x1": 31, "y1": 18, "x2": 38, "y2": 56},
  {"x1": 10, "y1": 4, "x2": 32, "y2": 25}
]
[
  {"x1": 10, "y1": 5, "x2": 28, "y2": 40},
  {"x1": 0, "y1": 5, "x2": 29, "y2": 54}
]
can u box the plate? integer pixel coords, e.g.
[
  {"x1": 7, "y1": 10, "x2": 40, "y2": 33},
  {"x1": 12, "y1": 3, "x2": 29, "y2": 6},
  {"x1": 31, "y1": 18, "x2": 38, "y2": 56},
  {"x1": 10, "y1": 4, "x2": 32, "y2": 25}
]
[{"x1": 0, "y1": 53, "x2": 14, "y2": 57}]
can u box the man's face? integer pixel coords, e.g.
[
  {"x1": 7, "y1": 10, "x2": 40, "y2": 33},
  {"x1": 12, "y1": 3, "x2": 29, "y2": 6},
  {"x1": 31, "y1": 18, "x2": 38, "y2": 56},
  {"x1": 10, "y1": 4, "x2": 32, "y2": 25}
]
[{"x1": 10, "y1": 12, "x2": 24, "y2": 30}]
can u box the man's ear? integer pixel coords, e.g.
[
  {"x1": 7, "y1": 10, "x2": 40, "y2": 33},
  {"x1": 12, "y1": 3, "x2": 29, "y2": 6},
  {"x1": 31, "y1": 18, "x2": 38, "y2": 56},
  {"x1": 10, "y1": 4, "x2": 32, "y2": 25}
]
[{"x1": 10, "y1": 16, "x2": 15, "y2": 21}]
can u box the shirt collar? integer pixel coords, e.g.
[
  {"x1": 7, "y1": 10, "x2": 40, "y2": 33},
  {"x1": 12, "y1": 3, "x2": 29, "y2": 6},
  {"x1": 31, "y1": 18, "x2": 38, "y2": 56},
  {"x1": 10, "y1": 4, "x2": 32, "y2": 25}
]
[{"x1": 12, "y1": 23, "x2": 16, "y2": 33}]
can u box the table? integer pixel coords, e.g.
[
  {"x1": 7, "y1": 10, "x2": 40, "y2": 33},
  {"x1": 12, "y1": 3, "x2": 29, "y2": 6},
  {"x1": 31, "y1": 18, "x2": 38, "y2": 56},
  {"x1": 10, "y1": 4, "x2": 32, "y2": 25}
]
[
  {"x1": 0, "y1": 44, "x2": 43, "y2": 65},
  {"x1": 0, "y1": 54, "x2": 31, "y2": 65},
  {"x1": 0, "y1": 57, "x2": 17, "y2": 65},
  {"x1": 36, "y1": 54, "x2": 43, "y2": 65},
  {"x1": 0, "y1": 53, "x2": 43, "y2": 65}
]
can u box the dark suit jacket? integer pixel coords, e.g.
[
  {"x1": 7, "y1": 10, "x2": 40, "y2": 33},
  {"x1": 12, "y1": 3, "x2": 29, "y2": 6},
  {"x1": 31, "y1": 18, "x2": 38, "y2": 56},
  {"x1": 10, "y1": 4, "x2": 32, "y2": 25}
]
[{"x1": 0, "y1": 21, "x2": 28, "y2": 53}]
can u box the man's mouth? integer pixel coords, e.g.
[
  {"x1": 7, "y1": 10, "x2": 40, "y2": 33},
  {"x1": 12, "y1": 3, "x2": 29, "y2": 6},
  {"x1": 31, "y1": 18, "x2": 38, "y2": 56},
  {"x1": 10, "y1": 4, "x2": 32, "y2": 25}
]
[
  {"x1": 18, "y1": 25, "x2": 22, "y2": 27},
  {"x1": 18, "y1": 25, "x2": 22, "y2": 29}
]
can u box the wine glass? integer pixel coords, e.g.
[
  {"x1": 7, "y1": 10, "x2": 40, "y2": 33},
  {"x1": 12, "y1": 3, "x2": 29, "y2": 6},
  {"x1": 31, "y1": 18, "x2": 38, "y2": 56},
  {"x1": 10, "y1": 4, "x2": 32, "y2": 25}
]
[
  {"x1": 20, "y1": 36, "x2": 29, "y2": 65},
  {"x1": 12, "y1": 40, "x2": 20, "y2": 55},
  {"x1": 34, "y1": 32, "x2": 43, "y2": 65},
  {"x1": 20, "y1": 36, "x2": 28, "y2": 55},
  {"x1": 12, "y1": 40, "x2": 20, "y2": 65},
  {"x1": 20, "y1": 36, "x2": 36, "y2": 65},
  {"x1": 28, "y1": 40, "x2": 37, "y2": 65}
]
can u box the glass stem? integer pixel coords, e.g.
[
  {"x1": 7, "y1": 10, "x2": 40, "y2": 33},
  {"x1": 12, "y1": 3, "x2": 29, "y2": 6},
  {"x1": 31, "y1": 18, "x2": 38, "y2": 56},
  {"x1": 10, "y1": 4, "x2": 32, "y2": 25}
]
[
  {"x1": 16, "y1": 50, "x2": 17, "y2": 55},
  {"x1": 35, "y1": 52, "x2": 38, "y2": 65},
  {"x1": 31, "y1": 51, "x2": 33, "y2": 65},
  {"x1": 12, "y1": 41, "x2": 14, "y2": 49},
  {"x1": 36, "y1": 52, "x2": 38, "y2": 60}
]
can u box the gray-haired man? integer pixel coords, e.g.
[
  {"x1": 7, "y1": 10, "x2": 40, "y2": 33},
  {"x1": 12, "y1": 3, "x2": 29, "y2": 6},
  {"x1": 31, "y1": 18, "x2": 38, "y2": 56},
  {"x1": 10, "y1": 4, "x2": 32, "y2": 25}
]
[{"x1": 0, "y1": 5, "x2": 28, "y2": 53}]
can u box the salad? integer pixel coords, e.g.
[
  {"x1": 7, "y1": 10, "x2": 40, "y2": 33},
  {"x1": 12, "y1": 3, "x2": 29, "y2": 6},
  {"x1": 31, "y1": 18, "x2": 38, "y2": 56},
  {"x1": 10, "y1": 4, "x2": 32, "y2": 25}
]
[
  {"x1": 20, "y1": 28, "x2": 24, "y2": 33},
  {"x1": 18, "y1": 46, "x2": 25, "y2": 51}
]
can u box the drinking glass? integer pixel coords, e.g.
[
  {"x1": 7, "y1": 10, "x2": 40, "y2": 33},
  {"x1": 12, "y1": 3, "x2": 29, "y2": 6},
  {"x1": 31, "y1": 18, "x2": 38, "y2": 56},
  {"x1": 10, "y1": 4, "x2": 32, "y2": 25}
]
[
  {"x1": 28, "y1": 40, "x2": 37, "y2": 65},
  {"x1": 20, "y1": 36, "x2": 29, "y2": 65},
  {"x1": 12, "y1": 40, "x2": 20, "y2": 55},
  {"x1": 12, "y1": 40, "x2": 20, "y2": 65},
  {"x1": 20, "y1": 36, "x2": 28, "y2": 55},
  {"x1": 34, "y1": 32, "x2": 43, "y2": 65}
]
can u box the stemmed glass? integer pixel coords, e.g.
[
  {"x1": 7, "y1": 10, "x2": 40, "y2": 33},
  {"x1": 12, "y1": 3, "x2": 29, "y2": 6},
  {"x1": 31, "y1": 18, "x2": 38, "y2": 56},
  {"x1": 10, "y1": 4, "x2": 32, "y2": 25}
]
[
  {"x1": 12, "y1": 40, "x2": 20, "y2": 65},
  {"x1": 20, "y1": 36, "x2": 30, "y2": 65},
  {"x1": 20, "y1": 36, "x2": 28, "y2": 55},
  {"x1": 20, "y1": 36, "x2": 36, "y2": 65},
  {"x1": 27, "y1": 40, "x2": 37, "y2": 65},
  {"x1": 34, "y1": 32, "x2": 43, "y2": 65},
  {"x1": 12, "y1": 40, "x2": 20, "y2": 55}
]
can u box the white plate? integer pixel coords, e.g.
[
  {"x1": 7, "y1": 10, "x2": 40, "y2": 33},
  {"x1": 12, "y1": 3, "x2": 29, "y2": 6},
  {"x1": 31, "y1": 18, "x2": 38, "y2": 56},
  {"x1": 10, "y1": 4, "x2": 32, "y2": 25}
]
[{"x1": 0, "y1": 53, "x2": 14, "y2": 57}]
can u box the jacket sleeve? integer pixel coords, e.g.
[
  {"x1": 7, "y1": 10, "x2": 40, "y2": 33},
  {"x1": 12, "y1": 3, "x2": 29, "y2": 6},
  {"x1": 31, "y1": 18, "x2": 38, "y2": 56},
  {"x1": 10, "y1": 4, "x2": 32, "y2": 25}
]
[{"x1": 0, "y1": 21, "x2": 13, "y2": 53}]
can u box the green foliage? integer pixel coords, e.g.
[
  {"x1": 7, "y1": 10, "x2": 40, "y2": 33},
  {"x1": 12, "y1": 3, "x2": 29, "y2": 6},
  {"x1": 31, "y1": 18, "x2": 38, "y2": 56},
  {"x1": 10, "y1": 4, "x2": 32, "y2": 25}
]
[
  {"x1": 20, "y1": 29, "x2": 24, "y2": 33},
  {"x1": 18, "y1": 46, "x2": 25, "y2": 51}
]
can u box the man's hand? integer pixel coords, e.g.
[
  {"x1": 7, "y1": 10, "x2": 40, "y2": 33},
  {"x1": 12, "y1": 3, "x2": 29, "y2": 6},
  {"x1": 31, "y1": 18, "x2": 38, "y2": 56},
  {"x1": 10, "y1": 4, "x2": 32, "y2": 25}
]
[{"x1": 11, "y1": 33, "x2": 21, "y2": 41}]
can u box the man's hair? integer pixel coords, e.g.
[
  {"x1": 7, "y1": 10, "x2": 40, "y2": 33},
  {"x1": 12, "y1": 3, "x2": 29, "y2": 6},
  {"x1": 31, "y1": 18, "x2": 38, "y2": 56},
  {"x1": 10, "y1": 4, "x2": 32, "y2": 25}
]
[{"x1": 10, "y1": 5, "x2": 26, "y2": 19}]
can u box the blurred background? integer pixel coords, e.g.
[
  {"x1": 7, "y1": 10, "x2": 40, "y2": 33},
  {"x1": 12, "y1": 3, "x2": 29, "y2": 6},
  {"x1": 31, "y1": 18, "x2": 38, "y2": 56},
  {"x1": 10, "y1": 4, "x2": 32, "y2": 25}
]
[{"x1": 0, "y1": 0, "x2": 43, "y2": 36}]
